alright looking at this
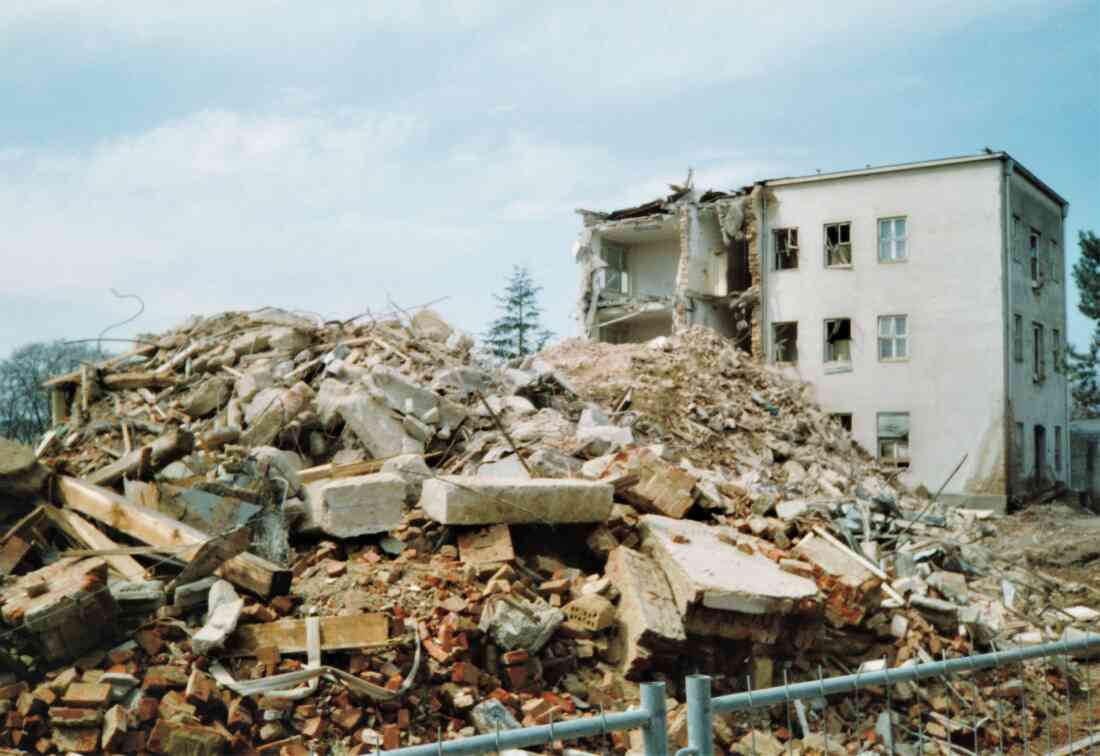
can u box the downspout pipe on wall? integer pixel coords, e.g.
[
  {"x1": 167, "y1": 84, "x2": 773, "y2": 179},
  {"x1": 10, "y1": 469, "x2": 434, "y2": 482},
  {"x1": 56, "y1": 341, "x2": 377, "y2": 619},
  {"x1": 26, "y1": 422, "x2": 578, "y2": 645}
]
[
  {"x1": 1001, "y1": 156, "x2": 1015, "y2": 501},
  {"x1": 758, "y1": 184, "x2": 769, "y2": 361}
]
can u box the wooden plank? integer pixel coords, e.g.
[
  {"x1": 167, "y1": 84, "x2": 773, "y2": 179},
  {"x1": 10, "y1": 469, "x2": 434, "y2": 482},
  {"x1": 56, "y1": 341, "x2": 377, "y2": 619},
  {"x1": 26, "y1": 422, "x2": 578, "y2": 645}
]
[
  {"x1": 0, "y1": 506, "x2": 46, "y2": 576},
  {"x1": 167, "y1": 526, "x2": 250, "y2": 591},
  {"x1": 56, "y1": 476, "x2": 290, "y2": 598},
  {"x1": 103, "y1": 372, "x2": 178, "y2": 391},
  {"x1": 1045, "y1": 733, "x2": 1100, "y2": 756},
  {"x1": 87, "y1": 429, "x2": 194, "y2": 487},
  {"x1": 41, "y1": 503, "x2": 146, "y2": 581},
  {"x1": 41, "y1": 344, "x2": 158, "y2": 388},
  {"x1": 298, "y1": 459, "x2": 384, "y2": 484},
  {"x1": 0, "y1": 558, "x2": 107, "y2": 625},
  {"x1": 223, "y1": 614, "x2": 389, "y2": 657}
]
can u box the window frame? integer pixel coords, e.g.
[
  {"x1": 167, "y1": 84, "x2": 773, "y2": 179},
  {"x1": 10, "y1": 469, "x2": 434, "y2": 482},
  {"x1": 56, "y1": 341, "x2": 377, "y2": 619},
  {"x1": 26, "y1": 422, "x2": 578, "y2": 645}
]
[
  {"x1": 823, "y1": 317, "x2": 853, "y2": 369},
  {"x1": 876, "y1": 411, "x2": 911, "y2": 469},
  {"x1": 1012, "y1": 215, "x2": 1022, "y2": 263},
  {"x1": 1015, "y1": 421, "x2": 1025, "y2": 473},
  {"x1": 773, "y1": 228, "x2": 800, "y2": 271},
  {"x1": 1029, "y1": 229, "x2": 1041, "y2": 285},
  {"x1": 1053, "y1": 328, "x2": 1062, "y2": 374},
  {"x1": 824, "y1": 221, "x2": 853, "y2": 269},
  {"x1": 1049, "y1": 239, "x2": 1059, "y2": 284},
  {"x1": 1033, "y1": 321, "x2": 1046, "y2": 382},
  {"x1": 877, "y1": 314, "x2": 909, "y2": 362},
  {"x1": 602, "y1": 243, "x2": 630, "y2": 295},
  {"x1": 772, "y1": 321, "x2": 799, "y2": 364},
  {"x1": 878, "y1": 216, "x2": 908, "y2": 263},
  {"x1": 1013, "y1": 314, "x2": 1023, "y2": 363},
  {"x1": 831, "y1": 413, "x2": 853, "y2": 432},
  {"x1": 1055, "y1": 425, "x2": 1063, "y2": 473}
]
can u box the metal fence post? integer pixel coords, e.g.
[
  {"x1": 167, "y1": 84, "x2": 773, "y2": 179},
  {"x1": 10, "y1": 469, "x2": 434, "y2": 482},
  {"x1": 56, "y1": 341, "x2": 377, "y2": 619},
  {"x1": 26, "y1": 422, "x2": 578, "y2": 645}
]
[
  {"x1": 641, "y1": 681, "x2": 669, "y2": 756},
  {"x1": 686, "y1": 674, "x2": 713, "y2": 756}
]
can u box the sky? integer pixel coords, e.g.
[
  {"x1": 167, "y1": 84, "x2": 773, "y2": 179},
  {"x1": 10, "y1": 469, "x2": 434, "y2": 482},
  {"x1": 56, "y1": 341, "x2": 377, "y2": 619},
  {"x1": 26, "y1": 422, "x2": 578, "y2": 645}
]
[{"x1": 1, "y1": 1, "x2": 1098, "y2": 358}]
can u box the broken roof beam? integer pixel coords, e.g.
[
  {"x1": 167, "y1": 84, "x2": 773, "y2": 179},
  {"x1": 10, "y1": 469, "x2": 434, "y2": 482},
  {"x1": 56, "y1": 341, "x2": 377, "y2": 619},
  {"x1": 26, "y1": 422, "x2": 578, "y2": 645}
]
[
  {"x1": 41, "y1": 343, "x2": 159, "y2": 388},
  {"x1": 41, "y1": 502, "x2": 146, "y2": 581},
  {"x1": 55, "y1": 476, "x2": 291, "y2": 598}
]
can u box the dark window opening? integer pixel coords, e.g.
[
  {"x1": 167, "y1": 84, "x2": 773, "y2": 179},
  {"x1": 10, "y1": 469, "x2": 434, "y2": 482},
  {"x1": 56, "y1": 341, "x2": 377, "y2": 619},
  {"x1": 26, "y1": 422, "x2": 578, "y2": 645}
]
[
  {"x1": 825, "y1": 222, "x2": 852, "y2": 267},
  {"x1": 832, "y1": 413, "x2": 853, "y2": 432},
  {"x1": 877, "y1": 412, "x2": 910, "y2": 470},
  {"x1": 824, "y1": 318, "x2": 852, "y2": 363},
  {"x1": 773, "y1": 322, "x2": 798, "y2": 363},
  {"x1": 774, "y1": 228, "x2": 799, "y2": 270}
]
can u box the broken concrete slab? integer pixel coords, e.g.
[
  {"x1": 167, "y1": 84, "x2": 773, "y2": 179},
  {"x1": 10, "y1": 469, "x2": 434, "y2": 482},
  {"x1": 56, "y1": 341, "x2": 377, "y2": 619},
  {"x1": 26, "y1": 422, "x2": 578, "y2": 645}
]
[
  {"x1": 606, "y1": 546, "x2": 686, "y2": 679},
  {"x1": 431, "y1": 366, "x2": 493, "y2": 399},
  {"x1": 303, "y1": 473, "x2": 406, "y2": 537},
  {"x1": 192, "y1": 580, "x2": 243, "y2": 655},
  {"x1": 420, "y1": 477, "x2": 613, "y2": 525},
  {"x1": 574, "y1": 425, "x2": 634, "y2": 456},
  {"x1": 182, "y1": 376, "x2": 231, "y2": 418},
  {"x1": 640, "y1": 515, "x2": 818, "y2": 615},
  {"x1": 411, "y1": 309, "x2": 453, "y2": 341},
  {"x1": 0, "y1": 437, "x2": 49, "y2": 500},
  {"x1": 477, "y1": 455, "x2": 532, "y2": 480},
  {"x1": 479, "y1": 595, "x2": 564, "y2": 652},
  {"x1": 381, "y1": 453, "x2": 432, "y2": 503},
  {"x1": 510, "y1": 409, "x2": 576, "y2": 444},
  {"x1": 241, "y1": 381, "x2": 314, "y2": 447}
]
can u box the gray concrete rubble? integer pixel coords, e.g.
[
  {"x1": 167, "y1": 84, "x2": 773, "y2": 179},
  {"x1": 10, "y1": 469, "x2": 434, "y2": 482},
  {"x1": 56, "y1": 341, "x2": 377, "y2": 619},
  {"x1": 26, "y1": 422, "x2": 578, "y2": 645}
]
[
  {"x1": 381, "y1": 453, "x2": 433, "y2": 503},
  {"x1": 420, "y1": 477, "x2": 613, "y2": 525},
  {"x1": 303, "y1": 472, "x2": 406, "y2": 537},
  {"x1": 640, "y1": 515, "x2": 818, "y2": 615},
  {"x1": 479, "y1": 595, "x2": 564, "y2": 652},
  {"x1": 191, "y1": 580, "x2": 244, "y2": 655}
]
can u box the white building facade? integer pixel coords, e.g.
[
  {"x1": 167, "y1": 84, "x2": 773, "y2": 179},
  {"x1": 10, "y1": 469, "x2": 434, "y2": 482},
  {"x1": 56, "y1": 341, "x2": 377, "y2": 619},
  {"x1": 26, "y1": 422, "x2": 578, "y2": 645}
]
[{"x1": 575, "y1": 153, "x2": 1070, "y2": 510}]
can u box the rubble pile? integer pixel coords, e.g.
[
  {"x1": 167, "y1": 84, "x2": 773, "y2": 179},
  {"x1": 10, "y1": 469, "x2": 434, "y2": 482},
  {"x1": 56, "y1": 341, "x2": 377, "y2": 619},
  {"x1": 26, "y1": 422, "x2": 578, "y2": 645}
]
[{"x1": 0, "y1": 310, "x2": 1092, "y2": 753}]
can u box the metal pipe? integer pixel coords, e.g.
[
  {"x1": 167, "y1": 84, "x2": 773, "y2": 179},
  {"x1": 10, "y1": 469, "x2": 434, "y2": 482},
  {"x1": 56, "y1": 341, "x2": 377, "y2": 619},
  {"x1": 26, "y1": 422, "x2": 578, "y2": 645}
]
[
  {"x1": 641, "y1": 681, "x2": 670, "y2": 756},
  {"x1": 686, "y1": 675, "x2": 714, "y2": 756},
  {"x1": 384, "y1": 707, "x2": 650, "y2": 756},
  {"x1": 711, "y1": 635, "x2": 1100, "y2": 715}
]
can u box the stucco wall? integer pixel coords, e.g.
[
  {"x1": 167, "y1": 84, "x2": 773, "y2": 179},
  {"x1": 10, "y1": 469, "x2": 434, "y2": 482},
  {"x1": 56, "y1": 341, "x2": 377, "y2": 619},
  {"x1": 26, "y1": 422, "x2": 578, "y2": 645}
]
[
  {"x1": 1007, "y1": 171, "x2": 1069, "y2": 491},
  {"x1": 764, "y1": 160, "x2": 1006, "y2": 499},
  {"x1": 626, "y1": 236, "x2": 679, "y2": 297}
]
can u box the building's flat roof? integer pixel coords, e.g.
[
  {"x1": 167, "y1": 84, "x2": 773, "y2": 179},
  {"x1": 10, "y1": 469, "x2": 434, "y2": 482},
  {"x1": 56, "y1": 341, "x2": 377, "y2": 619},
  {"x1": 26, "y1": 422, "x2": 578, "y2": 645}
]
[{"x1": 761, "y1": 151, "x2": 1068, "y2": 209}]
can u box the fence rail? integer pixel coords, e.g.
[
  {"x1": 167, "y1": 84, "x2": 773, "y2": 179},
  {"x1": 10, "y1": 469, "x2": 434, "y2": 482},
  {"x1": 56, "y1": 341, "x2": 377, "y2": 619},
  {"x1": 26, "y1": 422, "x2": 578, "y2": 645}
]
[{"x1": 385, "y1": 633, "x2": 1100, "y2": 756}]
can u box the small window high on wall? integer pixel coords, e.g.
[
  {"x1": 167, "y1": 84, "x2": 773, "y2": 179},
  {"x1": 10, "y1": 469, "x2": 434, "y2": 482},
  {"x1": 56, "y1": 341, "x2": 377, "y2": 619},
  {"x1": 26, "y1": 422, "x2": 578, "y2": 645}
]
[{"x1": 877, "y1": 412, "x2": 910, "y2": 469}]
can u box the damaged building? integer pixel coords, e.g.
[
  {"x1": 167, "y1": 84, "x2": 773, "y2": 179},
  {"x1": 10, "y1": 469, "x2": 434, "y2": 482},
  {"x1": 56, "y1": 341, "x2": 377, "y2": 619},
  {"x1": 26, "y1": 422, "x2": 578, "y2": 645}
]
[{"x1": 575, "y1": 151, "x2": 1070, "y2": 511}]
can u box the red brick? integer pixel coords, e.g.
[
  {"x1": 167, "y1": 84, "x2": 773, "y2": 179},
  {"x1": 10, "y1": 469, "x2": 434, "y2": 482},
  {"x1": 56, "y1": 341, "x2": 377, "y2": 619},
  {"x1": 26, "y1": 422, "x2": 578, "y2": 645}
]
[{"x1": 382, "y1": 724, "x2": 401, "y2": 751}]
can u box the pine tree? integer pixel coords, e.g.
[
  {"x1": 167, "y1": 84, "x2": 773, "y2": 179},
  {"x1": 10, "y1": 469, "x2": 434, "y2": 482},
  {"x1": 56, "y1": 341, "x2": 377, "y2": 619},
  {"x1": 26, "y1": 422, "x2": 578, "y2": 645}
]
[
  {"x1": 1067, "y1": 231, "x2": 1100, "y2": 417},
  {"x1": 483, "y1": 265, "x2": 554, "y2": 360}
]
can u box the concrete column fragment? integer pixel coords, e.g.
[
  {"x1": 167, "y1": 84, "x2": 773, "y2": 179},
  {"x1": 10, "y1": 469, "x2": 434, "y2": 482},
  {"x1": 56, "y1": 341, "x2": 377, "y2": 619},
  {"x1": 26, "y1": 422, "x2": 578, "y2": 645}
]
[
  {"x1": 303, "y1": 472, "x2": 406, "y2": 537},
  {"x1": 420, "y1": 476, "x2": 613, "y2": 525}
]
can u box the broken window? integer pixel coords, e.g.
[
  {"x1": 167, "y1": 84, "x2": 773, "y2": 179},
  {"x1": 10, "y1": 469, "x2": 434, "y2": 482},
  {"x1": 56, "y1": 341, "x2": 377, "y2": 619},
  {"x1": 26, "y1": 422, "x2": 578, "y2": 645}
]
[
  {"x1": 878, "y1": 217, "x2": 907, "y2": 262},
  {"x1": 1053, "y1": 328, "x2": 1062, "y2": 374},
  {"x1": 878, "y1": 315, "x2": 908, "y2": 360},
  {"x1": 831, "y1": 413, "x2": 853, "y2": 432},
  {"x1": 1013, "y1": 314, "x2": 1023, "y2": 362},
  {"x1": 1033, "y1": 322, "x2": 1045, "y2": 382},
  {"x1": 877, "y1": 412, "x2": 910, "y2": 469},
  {"x1": 825, "y1": 222, "x2": 852, "y2": 267},
  {"x1": 773, "y1": 322, "x2": 798, "y2": 363},
  {"x1": 603, "y1": 244, "x2": 629, "y2": 294},
  {"x1": 773, "y1": 228, "x2": 799, "y2": 270},
  {"x1": 1029, "y1": 230, "x2": 1041, "y2": 285},
  {"x1": 1055, "y1": 425, "x2": 1063, "y2": 472},
  {"x1": 824, "y1": 318, "x2": 852, "y2": 364}
]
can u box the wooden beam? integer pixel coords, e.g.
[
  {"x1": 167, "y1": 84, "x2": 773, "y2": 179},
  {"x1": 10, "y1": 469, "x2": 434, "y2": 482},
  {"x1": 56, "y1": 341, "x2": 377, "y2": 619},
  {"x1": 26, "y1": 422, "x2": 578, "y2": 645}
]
[
  {"x1": 41, "y1": 343, "x2": 158, "y2": 388},
  {"x1": 0, "y1": 507, "x2": 46, "y2": 576},
  {"x1": 223, "y1": 614, "x2": 389, "y2": 657},
  {"x1": 56, "y1": 476, "x2": 290, "y2": 597},
  {"x1": 103, "y1": 372, "x2": 178, "y2": 391},
  {"x1": 41, "y1": 503, "x2": 147, "y2": 581},
  {"x1": 87, "y1": 429, "x2": 194, "y2": 487},
  {"x1": 298, "y1": 459, "x2": 384, "y2": 484}
]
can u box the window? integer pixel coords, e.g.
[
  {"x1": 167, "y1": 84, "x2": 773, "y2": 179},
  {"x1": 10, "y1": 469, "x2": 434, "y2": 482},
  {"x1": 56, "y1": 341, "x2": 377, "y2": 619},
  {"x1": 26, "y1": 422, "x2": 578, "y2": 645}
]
[
  {"x1": 878, "y1": 315, "x2": 908, "y2": 360},
  {"x1": 878, "y1": 217, "x2": 907, "y2": 262},
  {"x1": 877, "y1": 412, "x2": 910, "y2": 469},
  {"x1": 1014, "y1": 422, "x2": 1025, "y2": 471},
  {"x1": 773, "y1": 322, "x2": 798, "y2": 363},
  {"x1": 1033, "y1": 322, "x2": 1045, "y2": 381},
  {"x1": 603, "y1": 244, "x2": 629, "y2": 294},
  {"x1": 1055, "y1": 426, "x2": 1063, "y2": 472},
  {"x1": 1013, "y1": 314, "x2": 1023, "y2": 362},
  {"x1": 825, "y1": 222, "x2": 852, "y2": 267},
  {"x1": 832, "y1": 413, "x2": 853, "y2": 432},
  {"x1": 773, "y1": 228, "x2": 799, "y2": 270},
  {"x1": 824, "y1": 318, "x2": 852, "y2": 364},
  {"x1": 1029, "y1": 230, "x2": 1041, "y2": 285},
  {"x1": 1049, "y1": 239, "x2": 1059, "y2": 283},
  {"x1": 1012, "y1": 215, "x2": 1021, "y2": 263},
  {"x1": 1054, "y1": 329, "x2": 1062, "y2": 374}
]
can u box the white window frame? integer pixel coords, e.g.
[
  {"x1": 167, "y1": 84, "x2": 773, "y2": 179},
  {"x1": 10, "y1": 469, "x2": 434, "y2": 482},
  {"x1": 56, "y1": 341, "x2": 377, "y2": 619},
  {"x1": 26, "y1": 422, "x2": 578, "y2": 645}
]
[
  {"x1": 824, "y1": 221, "x2": 853, "y2": 268},
  {"x1": 773, "y1": 228, "x2": 799, "y2": 271},
  {"x1": 831, "y1": 413, "x2": 853, "y2": 433},
  {"x1": 877, "y1": 412, "x2": 911, "y2": 469},
  {"x1": 773, "y1": 321, "x2": 798, "y2": 364},
  {"x1": 878, "y1": 216, "x2": 908, "y2": 263},
  {"x1": 877, "y1": 315, "x2": 909, "y2": 361}
]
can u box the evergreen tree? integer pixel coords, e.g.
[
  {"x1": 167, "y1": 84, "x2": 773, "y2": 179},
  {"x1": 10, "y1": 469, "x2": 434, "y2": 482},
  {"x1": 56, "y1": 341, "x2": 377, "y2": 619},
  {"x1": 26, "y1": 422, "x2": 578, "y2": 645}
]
[
  {"x1": 1067, "y1": 231, "x2": 1100, "y2": 417},
  {"x1": 483, "y1": 265, "x2": 554, "y2": 360}
]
